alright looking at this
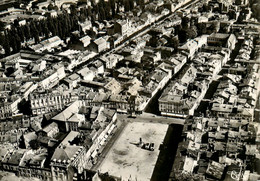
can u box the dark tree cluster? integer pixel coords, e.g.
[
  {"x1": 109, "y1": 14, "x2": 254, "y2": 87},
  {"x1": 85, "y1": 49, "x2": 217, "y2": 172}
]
[
  {"x1": 199, "y1": 3, "x2": 211, "y2": 12},
  {"x1": 176, "y1": 17, "x2": 198, "y2": 43},
  {"x1": 0, "y1": 11, "x2": 80, "y2": 55},
  {"x1": 175, "y1": 15, "x2": 222, "y2": 43},
  {"x1": 87, "y1": 0, "x2": 136, "y2": 22},
  {"x1": 29, "y1": 139, "x2": 40, "y2": 150},
  {"x1": 0, "y1": 0, "x2": 139, "y2": 56},
  {"x1": 250, "y1": 0, "x2": 260, "y2": 21}
]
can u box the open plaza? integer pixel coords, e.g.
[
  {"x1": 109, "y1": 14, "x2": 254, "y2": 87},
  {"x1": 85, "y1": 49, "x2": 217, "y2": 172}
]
[{"x1": 97, "y1": 122, "x2": 168, "y2": 180}]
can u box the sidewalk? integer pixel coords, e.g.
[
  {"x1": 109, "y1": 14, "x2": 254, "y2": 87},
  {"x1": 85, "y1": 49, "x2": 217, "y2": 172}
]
[{"x1": 118, "y1": 113, "x2": 186, "y2": 125}]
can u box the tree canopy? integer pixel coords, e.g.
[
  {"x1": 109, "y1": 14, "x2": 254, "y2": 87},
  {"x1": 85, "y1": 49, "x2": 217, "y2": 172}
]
[{"x1": 29, "y1": 139, "x2": 40, "y2": 150}]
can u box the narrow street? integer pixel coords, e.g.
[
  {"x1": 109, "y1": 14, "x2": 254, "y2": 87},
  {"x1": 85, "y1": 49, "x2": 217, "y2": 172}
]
[
  {"x1": 145, "y1": 62, "x2": 191, "y2": 115},
  {"x1": 195, "y1": 39, "x2": 244, "y2": 116},
  {"x1": 119, "y1": 112, "x2": 186, "y2": 125},
  {"x1": 254, "y1": 67, "x2": 260, "y2": 122}
]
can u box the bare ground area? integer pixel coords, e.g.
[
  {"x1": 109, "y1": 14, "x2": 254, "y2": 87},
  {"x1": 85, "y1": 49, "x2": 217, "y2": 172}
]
[{"x1": 97, "y1": 122, "x2": 168, "y2": 181}]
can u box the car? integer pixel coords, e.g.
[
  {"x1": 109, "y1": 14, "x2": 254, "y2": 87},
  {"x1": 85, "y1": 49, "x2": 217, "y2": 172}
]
[
  {"x1": 149, "y1": 143, "x2": 154, "y2": 151},
  {"x1": 141, "y1": 142, "x2": 155, "y2": 151}
]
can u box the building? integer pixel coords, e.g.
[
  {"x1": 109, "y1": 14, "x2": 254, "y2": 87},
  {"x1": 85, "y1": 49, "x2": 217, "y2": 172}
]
[
  {"x1": 30, "y1": 36, "x2": 64, "y2": 53},
  {"x1": 206, "y1": 161, "x2": 225, "y2": 180},
  {"x1": 168, "y1": 53, "x2": 187, "y2": 75},
  {"x1": 41, "y1": 122, "x2": 59, "y2": 138},
  {"x1": 62, "y1": 73, "x2": 81, "y2": 89},
  {"x1": 2, "y1": 149, "x2": 27, "y2": 173},
  {"x1": 0, "y1": 97, "x2": 21, "y2": 119},
  {"x1": 207, "y1": 33, "x2": 237, "y2": 50},
  {"x1": 69, "y1": 35, "x2": 92, "y2": 51},
  {"x1": 77, "y1": 67, "x2": 95, "y2": 81},
  {"x1": 108, "y1": 95, "x2": 131, "y2": 113},
  {"x1": 30, "y1": 91, "x2": 74, "y2": 116},
  {"x1": 104, "y1": 78, "x2": 122, "y2": 95},
  {"x1": 100, "y1": 53, "x2": 124, "y2": 69},
  {"x1": 114, "y1": 20, "x2": 129, "y2": 36},
  {"x1": 54, "y1": 0, "x2": 79, "y2": 9},
  {"x1": 79, "y1": 20, "x2": 92, "y2": 33},
  {"x1": 179, "y1": 40, "x2": 199, "y2": 59},
  {"x1": 158, "y1": 65, "x2": 198, "y2": 117},
  {"x1": 51, "y1": 100, "x2": 83, "y2": 132},
  {"x1": 50, "y1": 131, "x2": 85, "y2": 181},
  {"x1": 39, "y1": 64, "x2": 66, "y2": 89},
  {"x1": 0, "y1": 115, "x2": 30, "y2": 133},
  {"x1": 88, "y1": 59, "x2": 104, "y2": 75},
  {"x1": 18, "y1": 149, "x2": 52, "y2": 180},
  {"x1": 80, "y1": 35, "x2": 91, "y2": 47},
  {"x1": 89, "y1": 37, "x2": 108, "y2": 53}
]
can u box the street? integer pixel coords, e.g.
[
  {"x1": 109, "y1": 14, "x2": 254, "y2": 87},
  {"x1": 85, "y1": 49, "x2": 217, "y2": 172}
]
[
  {"x1": 118, "y1": 112, "x2": 185, "y2": 125},
  {"x1": 91, "y1": 119, "x2": 127, "y2": 171}
]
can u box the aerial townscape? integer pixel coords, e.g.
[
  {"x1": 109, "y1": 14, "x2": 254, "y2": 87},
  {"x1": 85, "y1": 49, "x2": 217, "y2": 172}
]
[{"x1": 0, "y1": 0, "x2": 259, "y2": 180}]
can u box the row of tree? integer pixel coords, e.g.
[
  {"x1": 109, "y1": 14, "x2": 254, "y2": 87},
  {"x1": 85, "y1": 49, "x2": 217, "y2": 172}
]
[
  {"x1": 1, "y1": 10, "x2": 81, "y2": 55},
  {"x1": 79, "y1": 0, "x2": 137, "y2": 22},
  {"x1": 249, "y1": 0, "x2": 260, "y2": 21},
  {"x1": 0, "y1": 0, "x2": 142, "y2": 56}
]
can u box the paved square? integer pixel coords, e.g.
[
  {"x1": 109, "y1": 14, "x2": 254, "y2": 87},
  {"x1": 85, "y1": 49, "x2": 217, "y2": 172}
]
[{"x1": 98, "y1": 122, "x2": 168, "y2": 180}]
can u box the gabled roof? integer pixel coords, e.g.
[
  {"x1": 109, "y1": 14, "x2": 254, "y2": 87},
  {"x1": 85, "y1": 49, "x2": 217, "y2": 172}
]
[
  {"x1": 103, "y1": 108, "x2": 116, "y2": 120},
  {"x1": 93, "y1": 37, "x2": 106, "y2": 46},
  {"x1": 209, "y1": 33, "x2": 229, "y2": 39},
  {"x1": 159, "y1": 94, "x2": 182, "y2": 103},
  {"x1": 52, "y1": 101, "x2": 81, "y2": 122},
  {"x1": 68, "y1": 113, "x2": 85, "y2": 123},
  {"x1": 224, "y1": 74, "x2": 242, "y2": 84},
  {"x1": 95, "y1": 110, "x2": 107, "y2": 123},
  {"x1": 90, "y1": 106, "x2": 101, "y2": 120},
  {"x1": 80, "y1": 35, "x2": 91, "y2": 43},
  {"x1": 77, "y1": 67, "x2": 93, "y2": 77},
  {"x1": 211, "y1": 103, "x2": 233, "y2": 113},
  {"x1": 60, "y1": 131, "x2": 80, "y2": 146},
  {"x1": 104, "y1": 78, "x2": 122, "y2": 93},
  {"x1": 42, "y1": 122, "x2": 58, "y2": 133},
  {"x1": 239, "y1": 108, "x2": 254, "y2": 117},
  {"x1": 51, "y1": 145, "x2": 82, "y2": 161},
  {"x1": 179, "y1": 40, "x2": 198, "y2": 51}
]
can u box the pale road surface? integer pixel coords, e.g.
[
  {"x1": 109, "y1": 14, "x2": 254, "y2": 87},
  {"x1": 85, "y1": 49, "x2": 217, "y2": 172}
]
[
  {"x1": 254, "y1": 67, "x2": 260, "y2": 122},
  {"x1": 118, "y1": 112, "x2": 186, "y2": 125}
]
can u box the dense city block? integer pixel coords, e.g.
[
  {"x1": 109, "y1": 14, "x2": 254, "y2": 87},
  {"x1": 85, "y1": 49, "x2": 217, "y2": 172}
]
[{"x1": 0, "y1": 0, "x2": 259, "y2": 180}]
